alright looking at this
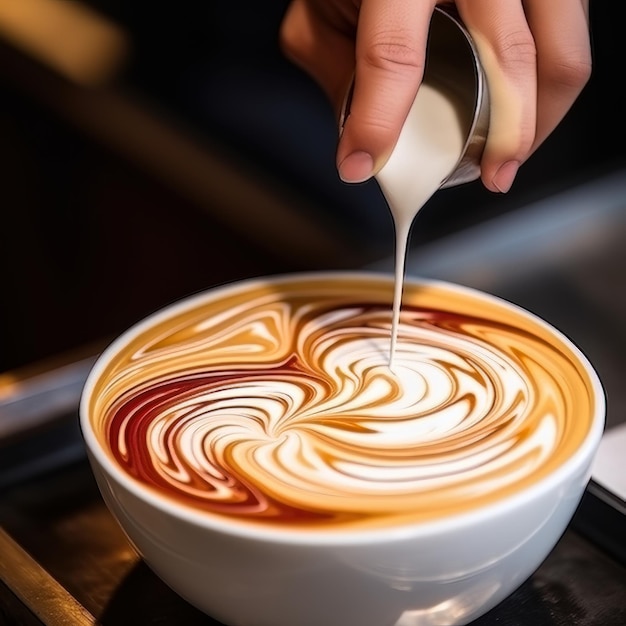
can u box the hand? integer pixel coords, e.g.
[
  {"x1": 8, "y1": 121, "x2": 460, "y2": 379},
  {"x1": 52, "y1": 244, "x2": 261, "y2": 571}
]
[{"x1": 280, "y1": 0, "x2": 591, "y2": 193}]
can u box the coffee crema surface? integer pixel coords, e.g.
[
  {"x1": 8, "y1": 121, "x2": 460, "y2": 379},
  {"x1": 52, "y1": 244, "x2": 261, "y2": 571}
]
[{"x1": 88, "y1": 274, "x2": 596, "y2": 532}]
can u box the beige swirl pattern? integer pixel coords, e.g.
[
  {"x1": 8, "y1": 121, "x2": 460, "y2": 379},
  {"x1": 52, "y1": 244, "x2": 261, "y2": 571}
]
[{"x1": 89, "y1": 275, "x2": 595, "y2": 531}]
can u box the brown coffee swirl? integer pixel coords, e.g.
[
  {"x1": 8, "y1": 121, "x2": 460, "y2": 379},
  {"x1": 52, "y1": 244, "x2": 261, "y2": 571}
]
[{"x1": 88, "y1": 275, "x2": 596, "y2": 531}]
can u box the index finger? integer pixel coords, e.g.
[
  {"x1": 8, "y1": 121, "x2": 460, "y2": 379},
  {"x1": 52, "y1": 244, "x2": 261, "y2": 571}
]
[{"x1": 337, "y1": 0, "x2": 438, "y2": 183}]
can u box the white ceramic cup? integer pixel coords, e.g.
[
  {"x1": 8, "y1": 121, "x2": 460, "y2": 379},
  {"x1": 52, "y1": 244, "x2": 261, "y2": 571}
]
[{"x1": 80, "y1": 272, "x2": 605, "y2": 626}]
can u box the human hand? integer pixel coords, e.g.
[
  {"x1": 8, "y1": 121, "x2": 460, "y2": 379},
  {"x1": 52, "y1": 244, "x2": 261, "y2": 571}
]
[{"x1": 280, "y1": 0, "x2": 591, "y2": 193}]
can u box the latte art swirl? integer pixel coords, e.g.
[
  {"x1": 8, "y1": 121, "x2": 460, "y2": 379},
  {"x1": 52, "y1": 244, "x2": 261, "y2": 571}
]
[{"x1": 90, "y1": 275, "x2": 594, "y2": 530}]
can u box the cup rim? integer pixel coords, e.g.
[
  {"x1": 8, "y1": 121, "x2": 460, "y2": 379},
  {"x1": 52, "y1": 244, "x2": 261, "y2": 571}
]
[{"x1": 79, "y1": 270, "x2": 606, "y2": 546}]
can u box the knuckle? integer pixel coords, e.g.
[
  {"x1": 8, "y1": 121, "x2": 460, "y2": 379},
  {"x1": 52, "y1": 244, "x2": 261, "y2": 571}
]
[
  {"x1": 350, "y1": 105, "x2": 395, "y2": 135},
  {"x1": 278, "y1": 1, "x2": 312, "y2": 62},
  {"x1": 278, "y1": 27, "x2": 295, "y2": 57},
  {"x1": 544, "y1": 52, "x2": 592, "y2": 92},
  {"x1": 361, "y1": 30, "x2": 423, "y2": 73},
  {"x1": 496, "y1": 29, "x2": 537, "y2": 73},
  {"x1": 279, "y1": 18, "x2": 302, "y2": 59}
]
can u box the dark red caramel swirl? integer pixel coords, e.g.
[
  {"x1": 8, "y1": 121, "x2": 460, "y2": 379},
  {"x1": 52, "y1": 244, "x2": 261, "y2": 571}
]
[{"x1": 90, "y1": 276, "x2": 596, "y2": 531}]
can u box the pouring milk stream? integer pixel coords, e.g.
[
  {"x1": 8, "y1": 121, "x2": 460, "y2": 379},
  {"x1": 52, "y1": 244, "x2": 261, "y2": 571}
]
[
  {"x1": 342, "y1": 5, "x2": 490, "y2": 369},
  {"x1": 376, "y1": 83, "x2": 466, "y2": 368}
]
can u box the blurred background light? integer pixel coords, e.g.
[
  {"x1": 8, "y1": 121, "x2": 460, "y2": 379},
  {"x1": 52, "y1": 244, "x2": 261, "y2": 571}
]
[{"x1": 0, "y1": 0, "x2": 129, "y2": 85}]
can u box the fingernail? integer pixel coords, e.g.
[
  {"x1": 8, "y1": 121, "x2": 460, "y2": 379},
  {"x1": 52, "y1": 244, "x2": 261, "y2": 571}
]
[
  {"x1": 338, "y1": 151, "x2": 374, "y2": 183},
  {"x1": 492, "y1": 161, "x2": 520, "y2": 193}
]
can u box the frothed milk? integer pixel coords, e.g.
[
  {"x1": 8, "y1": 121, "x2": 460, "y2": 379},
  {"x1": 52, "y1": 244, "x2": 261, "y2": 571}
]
[
  {"x1": 376, "y1": 81, "x2": 465, "y2": 367},
  {"x1": 88, "y1": 273, "x2": 596, "y2": 533}
]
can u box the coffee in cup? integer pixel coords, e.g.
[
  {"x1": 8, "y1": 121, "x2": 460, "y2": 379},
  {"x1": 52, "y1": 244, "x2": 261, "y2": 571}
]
[{"x1": 81, "y1": 272, "x2": 604, "y2": 626}]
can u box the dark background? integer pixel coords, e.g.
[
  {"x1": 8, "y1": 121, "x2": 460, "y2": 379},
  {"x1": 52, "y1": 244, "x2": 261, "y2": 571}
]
[{"x1": 1, "y1": 0, "x2": 624, "y2": 374}]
